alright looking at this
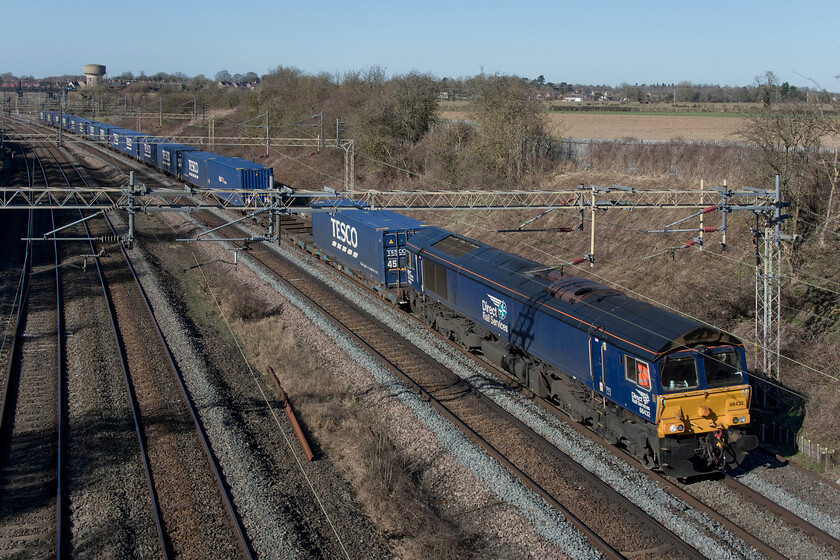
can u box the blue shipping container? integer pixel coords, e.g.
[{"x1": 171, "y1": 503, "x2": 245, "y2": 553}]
[
  {"x1": 205, "y1": 156, "x2": 274, "y2": 205},
  {"x1": 95, "y1": 123, "x2": 118, "y2": 144},
  {"x1": 181, "y1": 151, "x2": 217, "y2": 188},
  {"x1": 121, "y1": 131, "x2": 148, "y2": 158},
  {"x1": 137, "y1": 136, "x2": 163, "y2": 166},
  {"x1": 156, "y1": 143, "x2": 198, "y2": 177},
  {"x1": 84, "y1": 120, "x2": 101, "y2": 139},
  {"x1": 69, "y1": 116, "x2": 91, "y2": 135},
  {"x1": 108, "y1": 128, "x2": 128, "y2": 150},
  {"x1": 312, "y1": 206, "x2": 426, "y2": 287}
]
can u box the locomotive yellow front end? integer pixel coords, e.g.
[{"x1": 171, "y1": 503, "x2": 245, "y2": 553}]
[
  {"x1": 657, "y1": 385, "x2": 752, "y2": 438},
  {"x1": 654, "y1": 346, "x2": 759, "y2": 476},
  {"x1": 656, "y1": 385, "x2": 758, "y2": 475}
]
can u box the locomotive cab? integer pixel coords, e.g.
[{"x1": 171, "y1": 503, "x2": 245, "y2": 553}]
[{"x1": 653, "y1": 346, "x2": 758, "y2": 476}]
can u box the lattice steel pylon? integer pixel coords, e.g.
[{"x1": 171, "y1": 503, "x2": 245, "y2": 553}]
[
  {"x1": 754, "y1": 175, "x2": 792, "y2": 381},
  {"x1": 756, "y1": 225, "x2": 782, "y2": 379}
]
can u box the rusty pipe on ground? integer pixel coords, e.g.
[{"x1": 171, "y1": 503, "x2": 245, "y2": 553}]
[{"x1": 267, "y1": 366, "x2": 315, "y2": 462}]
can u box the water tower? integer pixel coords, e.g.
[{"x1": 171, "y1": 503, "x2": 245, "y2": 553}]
[{"x1": 83, "y1": 64, "x2": 106, "y2": 86}]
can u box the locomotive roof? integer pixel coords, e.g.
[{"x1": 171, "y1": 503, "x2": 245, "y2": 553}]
[{"x1": 408, "y1": 227, "x2": 741, "y2": 361}]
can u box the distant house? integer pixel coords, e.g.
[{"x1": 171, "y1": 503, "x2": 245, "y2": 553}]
[{"x1": 217, "y1": 81, "x2": 256, "y2": 89}]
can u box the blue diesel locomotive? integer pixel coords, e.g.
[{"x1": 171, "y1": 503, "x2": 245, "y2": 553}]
[
  {"x1": 311, "y1": 206, "x2": 758, "y2": 477},
  {"x1": 403, "y1": 226, "x2": 758, "y2": 477}
]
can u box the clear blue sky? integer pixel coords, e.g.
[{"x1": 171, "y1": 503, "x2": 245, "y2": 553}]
[{"x1": 6, "y1": 0, "x2": 838, "y2": 89}]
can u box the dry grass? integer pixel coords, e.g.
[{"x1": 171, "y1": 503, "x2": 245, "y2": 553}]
[
  {"x1": 439, "y1": 110, "x2": 749, "y2": 142},
  {"x1": 232, "y1": 308, "x2": 485, "y2": 558},
  {"x1": 143, "y1": 223, "x2": 490, "y2": 557}
]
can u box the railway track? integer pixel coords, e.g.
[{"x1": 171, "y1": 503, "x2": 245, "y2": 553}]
[
  {"x1": 193, "y1": 209, "x2": 708, "y2": 559},
  {"x1": 0, "y1": 151, "x2": 62, "y2": 557},
  {"x1": 86, "y1": 210, "x2": 252, "y2": 558},
  {"x1": 12, "y1": 113, "x2": 840, "y2": 557},
  {"x1": 1, "y1": 126, "x2": 254, "y2": 558},
  {"x1": 58, "y1": 139, "x2": 253, "y2": 557},
  {"x1": 722, "y1": 472, "x2": 840, "y2": 557}
]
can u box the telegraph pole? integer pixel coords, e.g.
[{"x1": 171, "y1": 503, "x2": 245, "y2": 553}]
[
  {"x1": 313, "y1": 112, "x2": 324, "y2": 154},
  {"x1": 58, "y1": 88, "x2": 65, "y2": 147}
]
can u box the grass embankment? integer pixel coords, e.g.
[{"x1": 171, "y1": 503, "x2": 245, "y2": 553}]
[{"x1": 140, "y1": 214, "x2": 488, "y2": 558}]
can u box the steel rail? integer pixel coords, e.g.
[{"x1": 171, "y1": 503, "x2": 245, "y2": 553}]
[
  {"x1": 0, "y1": 144, "x2": 33, "y2": 438},
  {"x1": 30, "y1": 140, "x2": 65, "y2": 558},
  {"x1": 50, "y1": 206, "x2": 63, "y2": 559},
  {"x1": 510, "y1": 379, "x2": 790, "y2": 560},
  {"x1": 722, "y1": 472, "x2": 840, "y2": 555},
  {"x1": 0, "y1": 137, "x2": 64, "y2": 558},
  {"x1": 433, "y1": 350, "x2": 707, "y2": 559},
  {"x1": 101, "y1": 211, "x2": 255, "y2": 560},
  {"x1": 53, "y1": 133, "x2": 250, "y2": 558},
  {"x1": 77, "y1": 204, "x2": 170, "y2": 558}
]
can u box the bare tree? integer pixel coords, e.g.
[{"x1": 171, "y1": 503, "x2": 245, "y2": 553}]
[
  {"x1": 356, "y1": 72, "x2": 439, "y2": 175},
  {"x1": 755, "y1": 70, "x2": 780, "y2": 106},
  {"x1": 739, "y1": 99, "x2": 829, "y2": 235},
  {"x1": 469, "y1": 74, "x2": 551, "y2": 186}
]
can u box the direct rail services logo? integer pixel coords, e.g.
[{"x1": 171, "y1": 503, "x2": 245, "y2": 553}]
[{"x1": 482, "y1": 294, "x2": 509, "y2": 333}]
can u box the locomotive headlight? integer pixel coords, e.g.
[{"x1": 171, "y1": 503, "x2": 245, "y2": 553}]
[
  {"x1": 740, "y1": 416, "x2": 747, "y2": 424},
  {"x1": 732, "y1": 416, "x2": 739, "y2": 424},
  {"x1": 669, "y1": 425, "x2": 677, "y2": 433},
  {"x1": 668, "y1": 424, "x2": 685, "y2": 433}
]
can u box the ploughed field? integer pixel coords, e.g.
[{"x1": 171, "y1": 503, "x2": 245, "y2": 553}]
[
  {"x1": 441, "y1": 109, "x2": 840, "y2": 147},
  {"x1": 545, "y1": 112, "x2": 747, "y2": 142}
]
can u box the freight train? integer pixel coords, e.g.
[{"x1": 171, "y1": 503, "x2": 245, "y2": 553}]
[
  {"x1": 310, "y1": 203, "x2": 758, "y2": 478},
  {"x1": 38, "y1": 110, "x2": 758, "y2": 476},
  {"x1": 38, "y1": 110, "x2": 273, "y2": 205}
]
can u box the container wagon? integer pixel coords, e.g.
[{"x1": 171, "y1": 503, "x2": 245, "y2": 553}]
[{"x1": 311, "y1": 201, "x2": 426, "y2": 302}]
